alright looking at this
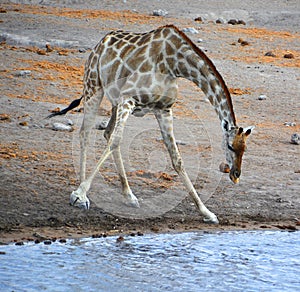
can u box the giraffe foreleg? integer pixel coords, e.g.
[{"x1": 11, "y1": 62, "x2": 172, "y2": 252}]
[
  {"x1": 155, "y1": 109, "x2": 219, "y2": 224},
  {"x1": 71, "y1": 92, "x2": 103, "y2": 209}
]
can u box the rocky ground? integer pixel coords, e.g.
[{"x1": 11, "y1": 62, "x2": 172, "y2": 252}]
[{"x1": 0, "y1": 0, "x2": 299, "y2": 243}]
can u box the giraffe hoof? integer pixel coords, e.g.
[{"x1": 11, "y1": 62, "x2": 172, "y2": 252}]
[
  {"x1": 126, "y1": 199, "x2": 140, "y2": 208},
  {"x1": 124, "y1": 196, "x2": 140, "y2": 208},
  {"x1": 70, "y1": 191, "x2": 90, "y2": 210},
  {"x1": 203, "y1": 215, "x2": 219, "y2": 224}
]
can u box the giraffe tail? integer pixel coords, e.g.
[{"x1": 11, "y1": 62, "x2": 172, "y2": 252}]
[{"x1": 46, "y1": 96, "x2": 83, "y2": 119}]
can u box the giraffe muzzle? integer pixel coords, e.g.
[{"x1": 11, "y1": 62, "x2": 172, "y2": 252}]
[{"x1": 230, "y1": 168, "x2": 241, "y2": 184}]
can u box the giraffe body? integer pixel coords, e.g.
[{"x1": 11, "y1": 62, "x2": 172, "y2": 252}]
[{"x1": 59, "y1": 25, "x2": 253, "y2": 223}]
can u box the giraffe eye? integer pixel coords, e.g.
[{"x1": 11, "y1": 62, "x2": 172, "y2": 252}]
[{"x1": 227, "y1": 144, "x2": 235, "y2": 152}]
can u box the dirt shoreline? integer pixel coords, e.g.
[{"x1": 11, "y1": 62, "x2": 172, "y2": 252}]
[
  {"x1": 1, "y1": 220, "x2": 299, "y2": 245},
  {"x1": 1, "y1": 1, "x2": 299, "y2": 244}
]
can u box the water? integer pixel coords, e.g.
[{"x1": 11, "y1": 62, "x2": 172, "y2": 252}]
[{"x1": 0, "y1": 231, "x2": 299, "y2": 292}]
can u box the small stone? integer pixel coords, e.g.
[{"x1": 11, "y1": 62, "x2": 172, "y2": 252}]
[
  {"x1": 228, "y1": 19, "x2": 238, "y2": 25},
  {"x1": 240, "y1": 40, "x2": 250, "y2": 46},
  {"x1": 44, "y1": 240, "x2": 52, "y2": 245},
  {"x1": 45, "y1": 44, "x2": 53, "y2": 53},
  {"x1": 290, "y1": 133, "x2": 300, "y2": 145},
  {"x1": 284, "y1": 122, "x2": 296, "y2": 127},
  {"x1": 137, "y1": 231, "x2": 144, "y2": 236},
  {"x1": 66, "y1": 119, "x2": 74, "y2": 126},
  {"x1": 197, "y1": 38, "x2": 203, "y2": 43},
  {"x1": 16, "y1": 70, "x2": 31, "y2": 77},
  {"x1": 95, "y1": 120, "x2": 108, "y2": 130},
  {"x1": 216, "y1": 18, "x2": 224, "y2": 24},
  {"x1": 265, "y1": 51, "x2": 276, "y2": 57},
  {"x1": 182, "y1": 27, "x2": 199, "y2": 34},
  {"x1": 78, "y1": 48, "x2": 86, "y2": 53},
  {"x1": 116, "y1": 236, "x2": 125, "y2": 243},
  {"x1": 19, "y1": 121, "x2": 28, "y2": 126},
  {"x1": 0, "y1": 113, "x2": 11, "y2": 121},
  {"x1": 194, "y1": 16, "x2": 203, "y2": 22},
  {"x1": 37, "y1": 49, "x2": 47, "y2": 55},
  {"x1": 151, "y1": 226, "x2": 160, "y2": 232},
  {"x1": 153, "y1": 9, "x2": 168, "y2": 17},
  {"x1": 15, "y1": 241, "x2": 24, "y2": 246},
  {"x1": 59, "y1": 239, "x2": 67, "y2": 243},
  {"x1": 52, "y1": 122, "x2": 73, "y2": 132},
  {"x1": 92, "y1": 233, "x2": 103, "y2": 238},
  {"x1": 283, "y1": 53, "x2": 294, "y2": 59},
  {"x1": 237, "y1": 20, "x2": 246, "y2": 25},
  {"x1": 258, "y1": 95, "x2": 267, "y2": 100}
]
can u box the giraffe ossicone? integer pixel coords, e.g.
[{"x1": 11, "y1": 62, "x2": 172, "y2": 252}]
[{"x1": 48, "y1": 25, "x2": 254, "y2": 224}]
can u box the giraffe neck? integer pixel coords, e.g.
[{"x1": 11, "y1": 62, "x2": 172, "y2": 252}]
[{"x1": 169, "y1": 26, "x2": 236, "y2": 129}]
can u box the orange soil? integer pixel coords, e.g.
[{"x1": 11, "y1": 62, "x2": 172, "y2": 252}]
[
  {"x1": 2, "y1": 4, "x2": 159, "y2": 25},
  {"x1": 223, "y1": 27, "x2": 300, "y2": 41}
]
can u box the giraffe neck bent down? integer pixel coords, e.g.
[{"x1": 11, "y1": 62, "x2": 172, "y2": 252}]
[{"x1": 168, "y1": 26, "x2": 236, "y2": 129}]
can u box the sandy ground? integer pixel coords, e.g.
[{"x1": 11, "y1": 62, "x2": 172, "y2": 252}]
[{"x1": 0, "y1": 0, "x2": 299, "y2": 243}]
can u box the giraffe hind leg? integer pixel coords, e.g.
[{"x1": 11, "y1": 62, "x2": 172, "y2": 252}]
[
  {"x1": 155, "y1": 109, "x2": 219, "y2": 224},
  {"x1": 104, "y1": 106, "x2": 139, "y2": 207}
]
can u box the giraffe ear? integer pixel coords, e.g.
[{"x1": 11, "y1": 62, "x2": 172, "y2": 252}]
[{"x1": 244, "y1": 126, "x2": 255, "y2": 137}]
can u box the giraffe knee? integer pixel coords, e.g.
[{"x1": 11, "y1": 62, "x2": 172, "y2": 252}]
[{"x1": 172, "y1": 157, "x2": 183, "y2": 173}]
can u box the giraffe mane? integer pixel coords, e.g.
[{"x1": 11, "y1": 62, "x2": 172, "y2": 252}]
[{"x1": 163, "y1": 24, "x2": 236, "y2": 126}]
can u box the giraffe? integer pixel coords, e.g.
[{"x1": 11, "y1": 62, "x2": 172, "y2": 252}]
[{"x1": 48, "y1": 25, "x2": 254, "y2": 224}]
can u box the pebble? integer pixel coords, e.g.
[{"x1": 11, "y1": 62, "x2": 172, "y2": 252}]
[
  {"x1": 240, "y1": 40, "x2": 250, "y2": 46},
  {"x1": 216, "y1": 18, "x2": 225, "y2": 24},
  {"x1": 52, "y1": 122, "x2": 73, "y2": 132},
  {"x1": 265, "y1": 51, "x2": 276, "y2": 57},
  {"x1": 153, "y1": 9, "x2": 168, "y2": 17},
  {"x1": 15, "y1": 70, "x2": 31, "y2": 77},
  {"x1": 95, "y1": 120, "x2": 108, "y2": 130},
  {"x1": 194, "y1": 16, "x2": 203, "y2": 22},
  {"x1": 19, "y1": 121, "x2": 28, "y2": 126},
  {"x1": 284, "y1": 53, "x2": 294, "y2": 59},
  {"x1": 0, "y1": 113, "x2": 11, "y2": 121},
  {"x1": 228, "y1": 19, "x2": 246, "y2": 25},
  {"x1": 116, "y1": 236, "x2": 125, "y2": 243},
  {"x1": 66, "y1": 119, "x2": 74, "y2": 126},
  {"x1": 284, "y1": 122, "x2": 296, "y2": 127},
  {"x1": 258, "y1": 94, "x2": 267, "y2": 100},
  {"x1": 44, "y1": 240, "x2": 52, "y2": 245},
  {"x1": 290, "y1": 133, "x2": 299, "y2": 145},
  {"x1": 182, "y1": 27, "x2": 199, "y2": 34}
]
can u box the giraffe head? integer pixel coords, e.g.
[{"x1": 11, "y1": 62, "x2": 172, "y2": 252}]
[{"x1": 222, "y1": 121, "x2": 254, "y2": 184}]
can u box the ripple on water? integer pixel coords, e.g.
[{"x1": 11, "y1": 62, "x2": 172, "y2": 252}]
[{"x1": 0, "y1": 230, "x2": 299, "y2": 292}]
